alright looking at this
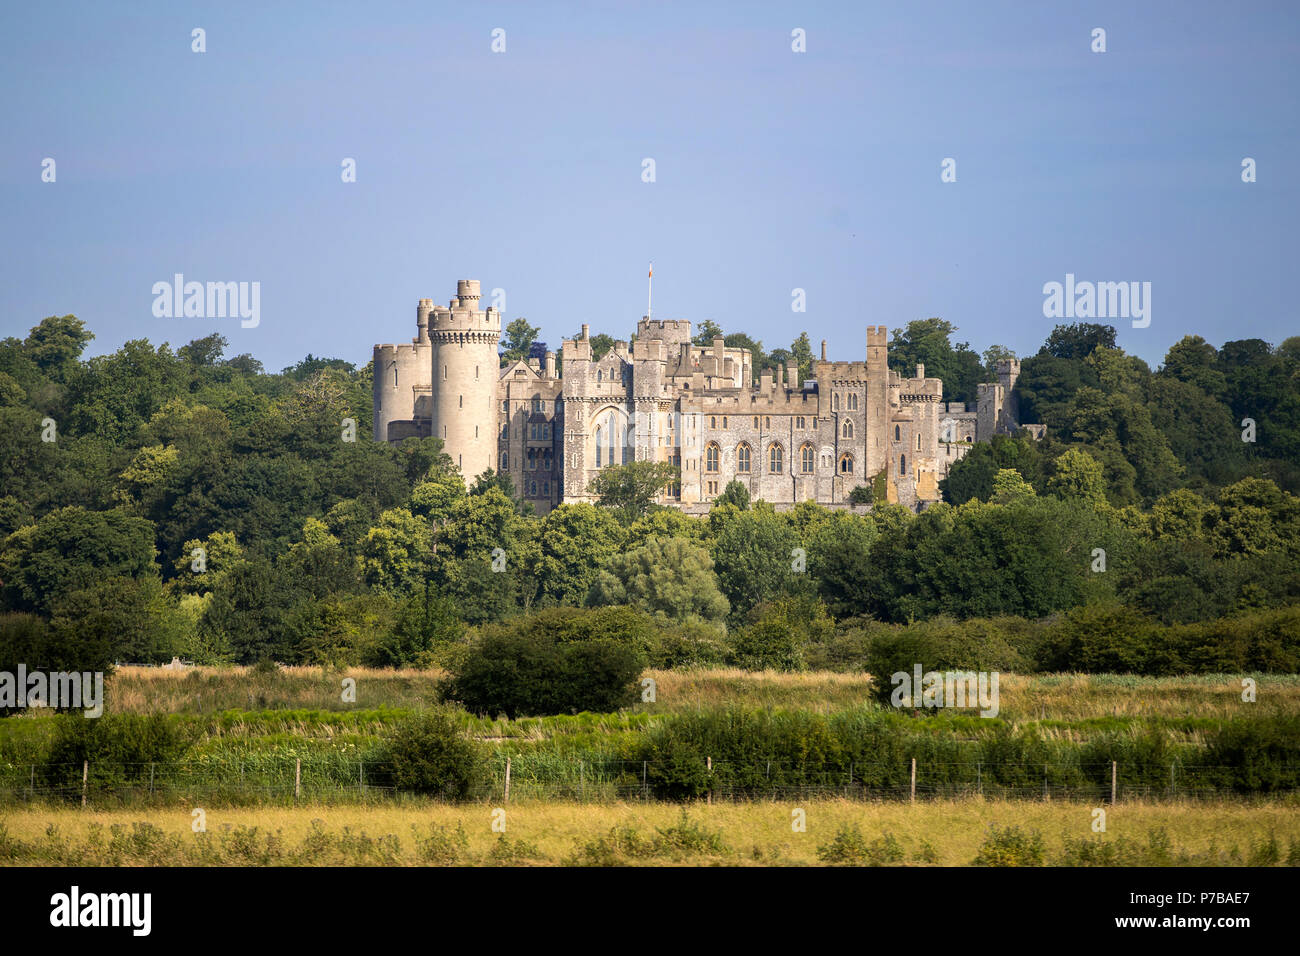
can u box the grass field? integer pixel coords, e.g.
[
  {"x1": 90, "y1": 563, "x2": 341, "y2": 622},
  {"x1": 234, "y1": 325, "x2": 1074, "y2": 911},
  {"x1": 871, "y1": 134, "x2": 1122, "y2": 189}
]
[
  {"x1": 2, "y1": 798, "x2": 1297, "y2": 866},
  {"x1": 104, "y1": 665, "x2": 1300, "y2": 723}
]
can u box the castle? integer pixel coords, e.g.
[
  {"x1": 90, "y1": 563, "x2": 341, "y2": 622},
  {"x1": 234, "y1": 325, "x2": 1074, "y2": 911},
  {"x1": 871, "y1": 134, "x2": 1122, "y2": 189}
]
[{"x1": 373, "y1": 279, "x2": 1030, "y2": 515}]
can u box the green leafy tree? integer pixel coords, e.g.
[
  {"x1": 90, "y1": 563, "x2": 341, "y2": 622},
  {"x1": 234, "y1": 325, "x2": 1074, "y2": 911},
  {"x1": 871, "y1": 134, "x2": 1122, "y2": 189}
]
[
  {"x1": 1039, "y1": 323, "x2": 1117, "y2": 360},
  {"x1": 1045, "y1": 448, "x2": 1107, "y2": 505},
  {"x1": 711, "y1": 505, "x2": 806, "y2": 617},
  {"x1": 0, "y1": 506, "x2": 157, "y2": 614},
  {"x1": 590, "y1": 536, "x2": 730, "y2": 623},
  {"x1": 714, "y1": 479, "x2": 750, "y2": 511},
  {"x1": 588, "y1": 461, "x2": 680, "y2": 520},
  {"x1": 501, "y1": 318, "x2": 541, "y2": 363},
  {"x1": 24, "y1": 315, "x2": 93, "y2": 381}
]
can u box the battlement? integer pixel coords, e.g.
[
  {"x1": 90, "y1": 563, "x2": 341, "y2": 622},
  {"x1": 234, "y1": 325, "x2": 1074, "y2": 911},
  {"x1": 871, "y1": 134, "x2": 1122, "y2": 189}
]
[
  {"x1": 815, "y1": 359, "x2": 870, "y2": 382},
  {"x1": 637, "y1": 317, "x2": 692, "y2": 343},
  {"x1": 866, "y1": 325, "x2": 888, "y2": 347}
]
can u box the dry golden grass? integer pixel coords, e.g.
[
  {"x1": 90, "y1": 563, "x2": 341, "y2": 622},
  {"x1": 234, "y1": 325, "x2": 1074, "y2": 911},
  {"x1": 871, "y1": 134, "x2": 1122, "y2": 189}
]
[
  {"x1": 3, "y1": 797, "x2": 1296, "y2": 866},
  {"x1": 102, "y1": 665, "x2": 1300, "y2": 726}
]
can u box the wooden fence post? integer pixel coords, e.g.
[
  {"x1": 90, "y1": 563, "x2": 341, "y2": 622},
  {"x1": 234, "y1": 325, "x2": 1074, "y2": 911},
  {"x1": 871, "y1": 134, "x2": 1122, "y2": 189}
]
[
  {"x1": 1111, "y1": 760, "x2": 1117, "y2": 804},
  {"x1": 81, "y1": 760, "x2": 88, "y2": 808},
  {"x1": 642, "y1": 760, "x2": 647, "y2": 801},
  {"x1": 910, "y1": 757, "x2": 916, "y2": 804},
  {"x1": 149, "y1": 762, "x2": 155, "y2": 795},
  {"x1": 295, "y1": 757, "x2": 301, "y2": 803},
  {"x1": 707, "y1": 756, "x2": 713, "y2": 805},
  {"x1": 504, "y1": 757, "x2": 511, "y2": 804}
]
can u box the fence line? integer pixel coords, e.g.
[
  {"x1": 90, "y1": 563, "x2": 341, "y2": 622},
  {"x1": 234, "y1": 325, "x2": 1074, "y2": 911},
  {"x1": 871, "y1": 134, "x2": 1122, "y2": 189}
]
[{"x1": 2, "y1": 756, "x2": 1295, "y2": 805}]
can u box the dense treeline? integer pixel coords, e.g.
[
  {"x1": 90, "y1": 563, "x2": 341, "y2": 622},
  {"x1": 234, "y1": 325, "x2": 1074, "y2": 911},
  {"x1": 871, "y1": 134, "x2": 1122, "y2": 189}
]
[{"x1": 0, "y1": 315, "x2": 1297, "y2": 674}]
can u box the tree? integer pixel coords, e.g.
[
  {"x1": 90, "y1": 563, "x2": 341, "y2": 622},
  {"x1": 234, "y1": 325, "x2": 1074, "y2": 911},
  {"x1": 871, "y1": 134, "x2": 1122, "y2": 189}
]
[
  {"x1": 1039, "y1": 323, "x2": 1117, "y2": 360},
  {"x1": 24, "y1": 315, "x2": 93, "y2": 381},
  {"x1": 0, "y1": 506, "x2": 157, "y2": 614},
  {"x1": 501, "y1": 318, "x2": 541, "y2": 363},
  {"x1": 714, "y1": 480, "x2": 750, "y2": 511},
  {"x1": 790, "y1": 332, "x2": 815, "y2": 382},
  {"x1": 532, "y1": 503, "x2": 626, "y2": 606},
  {"x1": 991, "y1": 469, "x2": 1037, "y2": 504},
  {"x1": 376, "y1": 710, "x2": 489, "y2": 799},
  {"x1": 587, "y1": 461, "x2": 680, "y2": 520},
  {"x1": 691, "y1": 320, "x2": 724, "y2": 346},
  {"x1": 590, "y1": 536, "x2": 729, "y2": 623},
  {"x1": 359, "y1": 508, "x2": 434, "y2": 593},
  {"x1": 727, "y1": 595, "x2": 832, "y2": 671},
  {"x1": 179, "y1": 333, "x2": 228, "y2": 367},
  {"x1": 711, "y1": 505, "x2": 806, "y2": 617},
  {"x1": 1160, "y1": 335, "x2": 1226, "y2": 397},
  {"x1": 1045, "y1": 448, "x2": 1107, "y2": 505},
  {"x1": 940, "y1": 434, "x2": 1046, "y2": 505},
  {"x1": 808, "y1": 511, "x2": 879, "y2": 617},
  {"x1": 445, "y1": 608, "x2": 649, "y2": 718},
  {"x1": 887, "y1": 318, "x2": 983, "y2": 403},
  {"x1": 981, "y1": 344, "x2": 1017, "y2": 380}
]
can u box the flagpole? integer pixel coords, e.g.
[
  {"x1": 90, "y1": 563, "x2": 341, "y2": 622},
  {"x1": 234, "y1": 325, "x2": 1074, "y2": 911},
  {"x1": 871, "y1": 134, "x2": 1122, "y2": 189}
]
[{"x1": 647, "y1": 262, "x2": 653, "y2": 319}]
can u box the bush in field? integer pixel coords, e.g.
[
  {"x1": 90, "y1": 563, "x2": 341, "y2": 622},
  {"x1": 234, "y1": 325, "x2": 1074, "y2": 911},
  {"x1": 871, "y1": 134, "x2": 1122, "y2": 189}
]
[
  {"x1": 1204, "y1": 715, "x2": 1300, "y2": 793},
  {"x1": 41, "y1": 713, "x2": 190, "y2": 794},
  {"x1": 444, "y1": 607, "x2": 648, "y2": 717},
  {"x1": 727, "y1": 595, "x2": 833, "y2": 672},
  {"x1": 816, "y1": 825, "x2": 905, "y2": 866},
  {"x1": 863, "y1": 616, "x2": 1030, "y2": 706},
  {"x1": 971, "y1": 825, "x2": 1046, "y2": 866},
  {"x1": 375, "y1": 710, "x2": 489, "y2": 800},
  {"x1": 647, "y1": 619, "x2": 729, "y2": 668}
]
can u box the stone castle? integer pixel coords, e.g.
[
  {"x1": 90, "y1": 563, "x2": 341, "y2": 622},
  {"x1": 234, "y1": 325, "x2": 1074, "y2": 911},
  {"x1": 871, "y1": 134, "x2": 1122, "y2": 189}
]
[{"x1": 373, "y1": 279, "x2": 1030, "y2": 515}]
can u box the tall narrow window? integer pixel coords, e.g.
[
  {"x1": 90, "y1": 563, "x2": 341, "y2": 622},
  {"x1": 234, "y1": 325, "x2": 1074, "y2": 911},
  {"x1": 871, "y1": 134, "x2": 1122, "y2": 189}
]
[
  {"x1": 706, "y1": 442, "x2": 720, "y2": 473},
  {"x1": 769, "y1": 443, "x2": 783, "y2": 474},
  {"x1": 736, "y1": 443, "x2": 751, "y2": 473},
  {"x1": 800, "y1": 444, "x2": 815, "y2": 474},
  {"x1": 839, "y1": 454, "x2": 854, "y2": 474},
  {"x1": 595, "y1": 426, "x2": 603, "y2": 467},
  {"x1": 842, "y1": 420, "x2": 853, "y2": 438}
]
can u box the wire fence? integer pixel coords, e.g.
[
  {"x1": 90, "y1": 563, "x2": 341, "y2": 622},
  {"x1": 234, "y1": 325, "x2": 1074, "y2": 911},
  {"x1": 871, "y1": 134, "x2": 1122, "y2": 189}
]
[{"x1": 2, "y1": 755, "x2": 1295, "y2": 806}]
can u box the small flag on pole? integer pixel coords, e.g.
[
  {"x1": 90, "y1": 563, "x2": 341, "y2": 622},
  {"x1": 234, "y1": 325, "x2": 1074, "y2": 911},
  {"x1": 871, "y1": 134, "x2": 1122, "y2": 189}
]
[{"x1": 648, "y1": 264, "x2": 653, "y2": 278}]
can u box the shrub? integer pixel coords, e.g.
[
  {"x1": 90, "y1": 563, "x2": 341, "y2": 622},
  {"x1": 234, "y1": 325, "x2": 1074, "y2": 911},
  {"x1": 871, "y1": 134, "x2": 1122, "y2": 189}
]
[
  {"x1": 413, "y1": 822, "x2": 471, "y2": 864},
  {"x1": 727, "y1": 596, "x2": 833, "y2": 672},
  {"x1": 41, "y1": 713, "x2": 190, "y2": 794},
  {"x1": 444, "y1": 608, "x2": 648, "y2": 717},
  {"x1": 971, "y1": 825, "x2": 1045, "y2": 866},
  {"x1": 816, "y1": 825, "x2": 904, "y2": 866},
  {"x1": 1204, "y1": 715, "x2": 1300, "y2": 793},
  {"x1": 373, "y1": 709, "x2": 489, "y2": 800}
]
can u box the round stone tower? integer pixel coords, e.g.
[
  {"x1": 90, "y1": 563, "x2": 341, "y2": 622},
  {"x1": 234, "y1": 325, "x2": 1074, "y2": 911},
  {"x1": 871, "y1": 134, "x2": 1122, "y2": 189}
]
[{"x1": 430, "y1": 279, "x2": 501, "y2": 483}]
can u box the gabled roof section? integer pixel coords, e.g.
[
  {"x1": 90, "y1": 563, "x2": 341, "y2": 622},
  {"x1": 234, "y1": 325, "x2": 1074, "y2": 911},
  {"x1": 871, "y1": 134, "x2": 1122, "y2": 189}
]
[{"x1": 499, "y1": 359, "x2": 539, "y2": 381}]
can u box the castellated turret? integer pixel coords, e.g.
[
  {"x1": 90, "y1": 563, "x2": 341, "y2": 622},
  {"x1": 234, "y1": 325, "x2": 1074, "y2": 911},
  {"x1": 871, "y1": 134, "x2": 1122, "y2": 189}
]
[
  {"x1": 372, "y1": 297, "x2": 434, "y2": 442},
  {"x1": 427, "y1": 279, "x2": 501, "y2": 483}
]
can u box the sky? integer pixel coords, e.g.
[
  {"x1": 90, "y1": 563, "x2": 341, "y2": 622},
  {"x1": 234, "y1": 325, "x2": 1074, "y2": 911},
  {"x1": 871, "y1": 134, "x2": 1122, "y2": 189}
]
[{"x1": 1, "y1": 0, "x2": 1297, "y2": 374}]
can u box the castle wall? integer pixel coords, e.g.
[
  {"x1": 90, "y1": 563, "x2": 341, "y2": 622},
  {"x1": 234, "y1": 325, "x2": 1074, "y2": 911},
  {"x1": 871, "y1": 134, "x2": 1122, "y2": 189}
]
[{"x1": 372, "y1": 280, "x2": 1038, "y2": 514}]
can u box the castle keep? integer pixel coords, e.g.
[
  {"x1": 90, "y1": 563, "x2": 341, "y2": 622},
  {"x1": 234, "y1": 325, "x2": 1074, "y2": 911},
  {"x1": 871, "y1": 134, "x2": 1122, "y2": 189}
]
[{"x1": 374, "y1": 279, "x2": 1025, "y2": 515}]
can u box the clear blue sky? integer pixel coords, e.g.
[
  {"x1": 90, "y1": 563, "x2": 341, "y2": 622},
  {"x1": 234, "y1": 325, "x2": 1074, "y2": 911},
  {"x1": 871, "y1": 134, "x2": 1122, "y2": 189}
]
[{"x1": 2, "y1": 0, "x2": 1296, "y2": 373}]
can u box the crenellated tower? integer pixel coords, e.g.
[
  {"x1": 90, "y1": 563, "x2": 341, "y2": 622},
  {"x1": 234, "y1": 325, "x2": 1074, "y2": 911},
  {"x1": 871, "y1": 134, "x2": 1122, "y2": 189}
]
[{"x1": 429, "y1": 279, "x2": 501, "y2": 483}]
